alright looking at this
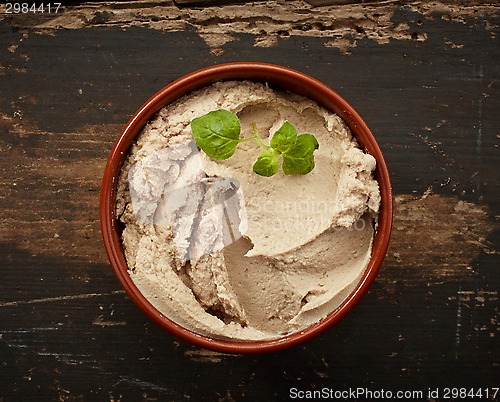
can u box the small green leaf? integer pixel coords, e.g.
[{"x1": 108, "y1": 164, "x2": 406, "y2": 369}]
[
  {"x1": 190, "y1": 110, "x2": 240, "y2": 160},
  {"x1": 190, "y1": 110, "x2": 319, "y2": 176},
  {"x1": 252, "y1": 149, "x2": 279, "y2": 177},
  {"x1": 270, "y1": 121, "x2": 297, "y2": 154},
  {"x1": 282, "y1": 134, "x2": 319, "y2": 175}
]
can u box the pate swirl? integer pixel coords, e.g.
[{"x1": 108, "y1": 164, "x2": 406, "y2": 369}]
[{"x1": 116, "y1": 81, "x2": 380, "y2": 340}]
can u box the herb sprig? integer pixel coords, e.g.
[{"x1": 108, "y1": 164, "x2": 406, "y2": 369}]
[{"x1": 190, "y1": 110, "x2": 319, "y2": 177}]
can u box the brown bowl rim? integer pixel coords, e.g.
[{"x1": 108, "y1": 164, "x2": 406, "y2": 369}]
[{"x1": 100, "y1": 62, "x2": 393, "y2": 354}]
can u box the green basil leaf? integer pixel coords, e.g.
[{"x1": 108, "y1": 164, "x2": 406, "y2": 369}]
[
  {"x1": 190, "y1": 110, "x2": 240, "y2": 160},
  {"x1": 252, "y1": 149, "x2": 279, "y2": 177},
  {"x1": 270, "y1": 121, "x2": 298, "y2": 154},
  {"x1": 282, "y1": 134, "x2": 319, "y2": 175}
]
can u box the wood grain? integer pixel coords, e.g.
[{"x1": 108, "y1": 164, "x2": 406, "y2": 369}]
[{"x1": 1, "y1": 1, "x2": 499, "y2": 400}]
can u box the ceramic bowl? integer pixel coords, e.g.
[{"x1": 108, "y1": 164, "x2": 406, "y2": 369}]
[{"x1": 100, "y1": 62, "x2": 393, "y2": 354}]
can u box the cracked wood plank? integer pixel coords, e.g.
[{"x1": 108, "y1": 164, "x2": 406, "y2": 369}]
[{"x1": 1, "y1": 1, "x2": 498, "y2": 54}]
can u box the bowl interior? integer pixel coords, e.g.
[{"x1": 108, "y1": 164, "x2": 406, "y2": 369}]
[{"x1": 100, "y1": 62, "x2": 393, "y2": 354}]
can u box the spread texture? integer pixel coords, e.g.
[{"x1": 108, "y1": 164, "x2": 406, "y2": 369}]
[{"x1": 116, "y1": 81, "x2": 380, "y2": 340}]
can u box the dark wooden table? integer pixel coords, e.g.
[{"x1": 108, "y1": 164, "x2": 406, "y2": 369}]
[{"x1": 1, "y1": 1, "x2": 499, "y2": 400}]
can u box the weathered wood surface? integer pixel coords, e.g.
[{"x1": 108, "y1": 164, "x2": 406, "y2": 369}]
[{"x1": 1, "y1": 1, "x2": 499, "y2": 400}]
